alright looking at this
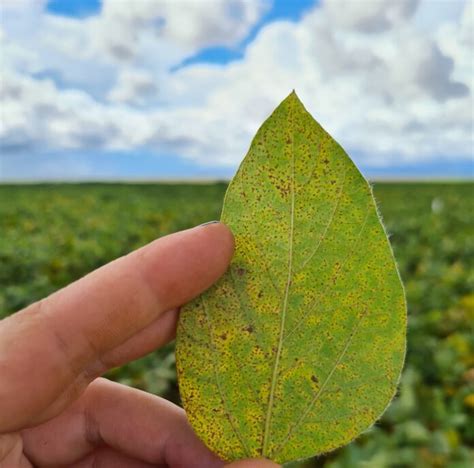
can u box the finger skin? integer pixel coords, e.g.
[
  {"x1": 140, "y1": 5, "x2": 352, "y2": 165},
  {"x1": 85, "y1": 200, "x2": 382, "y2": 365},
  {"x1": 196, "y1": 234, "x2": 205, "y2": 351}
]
[
  {"x1": 0, "y1": 223, "x2": 234, "y2": 432},
  {"x1": 0, "y1": 433, "x2": 33, "y2": 468},
  {"x1": 22, "y1": 378, "x2": 222, "y2": 468},
  {"x1": 100, "y1": 307, "x2": 179, "y2": 366},
  {"x1": 67, "y1": 448, "x2": 159, "y2": 468},
  {"x1": 68, "y1": 448, "x2": 158, "y2": 468}
]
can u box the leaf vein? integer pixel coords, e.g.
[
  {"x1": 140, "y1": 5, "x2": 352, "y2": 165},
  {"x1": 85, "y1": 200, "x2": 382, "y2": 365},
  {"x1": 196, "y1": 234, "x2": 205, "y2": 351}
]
[
  {"x1": 271, "y1": 309, "x2": 369, "y2": 458},
  {"x1": 283, "y1": 204, "x2": 371, "y2": 343},
  {"x1": 262, "y1": 101, "x2": 296, "y2": 456},
  {"x1": 295, "y1": 167, "x2": 348, "y2": 273}
]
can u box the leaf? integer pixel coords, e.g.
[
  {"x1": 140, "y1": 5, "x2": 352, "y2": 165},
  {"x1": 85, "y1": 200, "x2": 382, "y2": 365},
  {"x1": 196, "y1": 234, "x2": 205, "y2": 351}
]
[{"x1": 175, "y1": 91, "x2": 406, "y2": 464}]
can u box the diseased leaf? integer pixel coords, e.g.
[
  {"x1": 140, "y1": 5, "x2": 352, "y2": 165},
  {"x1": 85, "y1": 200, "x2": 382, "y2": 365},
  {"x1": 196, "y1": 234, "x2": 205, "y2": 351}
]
[{"x1": 176, "y1": 92, "x2": 406, "y2": 464}]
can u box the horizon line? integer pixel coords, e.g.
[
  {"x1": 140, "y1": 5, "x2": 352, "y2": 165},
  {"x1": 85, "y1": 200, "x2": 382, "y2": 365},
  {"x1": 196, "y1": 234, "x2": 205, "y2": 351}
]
[{"x1": 1, "y1": 176, "x2": 473, "y2": 185}]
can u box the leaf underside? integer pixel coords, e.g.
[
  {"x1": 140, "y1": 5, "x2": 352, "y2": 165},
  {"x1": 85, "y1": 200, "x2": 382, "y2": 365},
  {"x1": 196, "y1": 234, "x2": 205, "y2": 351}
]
[{"x1": 176, "y1": 92, "x2": 406, "y2": 464}]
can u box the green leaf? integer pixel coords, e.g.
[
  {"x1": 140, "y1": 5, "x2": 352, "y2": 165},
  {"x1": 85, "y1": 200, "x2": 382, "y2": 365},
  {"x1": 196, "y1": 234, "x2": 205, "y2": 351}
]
[{"x1": 176, "y1": 91, "x2": 406, "y2": 464}]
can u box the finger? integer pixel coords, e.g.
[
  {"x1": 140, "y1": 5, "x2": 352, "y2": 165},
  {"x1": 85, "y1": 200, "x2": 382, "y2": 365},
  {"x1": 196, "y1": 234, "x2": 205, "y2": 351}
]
[
  {"x1": 22, "y1": 378, "x2": 222, "y2": 468},
  {"x1": 68, "y1": 447, "x2": 159, "y2": 468},
  {"x1": 0, "y1": 223, "x2": 234, "y2": 432},
  {"x1": 100, "y1": 307, "x2": 179, "y2": 366},
  {"x1": 30, "y1": 306, "x2": 181, "y2": 428},
  {"x1": 0, "y1": 433, "x2": 33, "y2": 468}
]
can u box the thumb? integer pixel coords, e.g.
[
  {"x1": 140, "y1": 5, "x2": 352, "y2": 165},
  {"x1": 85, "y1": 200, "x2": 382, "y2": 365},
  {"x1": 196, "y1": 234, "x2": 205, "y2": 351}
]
[{"x1": 0, "y1": 222, "x2": 234, "y2": 431}]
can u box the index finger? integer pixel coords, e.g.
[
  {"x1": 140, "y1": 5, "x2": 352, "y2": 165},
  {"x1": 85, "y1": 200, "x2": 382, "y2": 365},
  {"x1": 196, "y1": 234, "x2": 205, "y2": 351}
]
[{"x1": 0, "y1": 222, "x2": 234, "y2": 432}]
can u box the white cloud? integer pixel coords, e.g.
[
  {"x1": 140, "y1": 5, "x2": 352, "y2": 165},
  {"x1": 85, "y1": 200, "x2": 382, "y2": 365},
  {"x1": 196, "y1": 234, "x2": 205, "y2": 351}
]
[
  {"x1": 82, "y1": 0, "x2": 271, "y2": 63},
  {"x1": 107, "y1": 68, "x2": 158, "y2": 104},
  {"x1": 0, "y1": 69, "x2": 118, "y2": 151},
  {"x1": 100, "y1": 0, "x2": 270, "y2": 53},
  {"x1": 0, "y1": 0, "x2": 472, "y2": 173},
  {"x1": 325, "y1": 0, "x2": 420, "y2": 32},
  {"x1": 0, "y1": 0, "x2": 47, "y2": 11}
]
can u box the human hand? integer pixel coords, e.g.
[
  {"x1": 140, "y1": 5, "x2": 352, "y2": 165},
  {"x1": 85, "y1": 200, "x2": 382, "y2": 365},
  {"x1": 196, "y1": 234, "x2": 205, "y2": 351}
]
[{"x1": 0, "y1": 223, "x2": 279, "y2": 467}]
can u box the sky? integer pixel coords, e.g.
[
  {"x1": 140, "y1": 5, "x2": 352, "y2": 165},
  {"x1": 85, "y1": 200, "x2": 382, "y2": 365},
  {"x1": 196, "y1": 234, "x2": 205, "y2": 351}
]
[{"x1": 0, "y1": 0, "x2": 472, "y2": 181}]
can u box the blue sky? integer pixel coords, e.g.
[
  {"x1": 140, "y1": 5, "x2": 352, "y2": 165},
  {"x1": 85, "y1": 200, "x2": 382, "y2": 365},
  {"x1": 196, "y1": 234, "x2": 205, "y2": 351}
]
[
  {"x1": 0, "y1": 0, "x2": 472, "y2": 181},
  {"x1": 47, "y1": 0, "x2": 101, "y2": 16}
]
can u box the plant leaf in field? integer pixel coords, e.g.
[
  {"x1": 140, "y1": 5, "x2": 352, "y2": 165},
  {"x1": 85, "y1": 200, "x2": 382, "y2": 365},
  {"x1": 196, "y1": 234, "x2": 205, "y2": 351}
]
[{"x1": 176, "y1": 92, "x2": 406, "y2": 464}]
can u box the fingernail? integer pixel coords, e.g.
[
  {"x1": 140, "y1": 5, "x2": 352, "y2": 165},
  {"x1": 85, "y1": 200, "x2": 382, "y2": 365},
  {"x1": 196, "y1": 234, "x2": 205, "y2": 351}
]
[{"x1": 199, "y1": 220, "x2": 220, "y2": 227}]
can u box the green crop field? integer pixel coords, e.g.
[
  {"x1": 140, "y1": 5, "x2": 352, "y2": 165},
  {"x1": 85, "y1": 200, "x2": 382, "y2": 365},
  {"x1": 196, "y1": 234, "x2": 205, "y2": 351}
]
[{"x1": 1, "y1": 182, "x2": 473, "y2": 467}]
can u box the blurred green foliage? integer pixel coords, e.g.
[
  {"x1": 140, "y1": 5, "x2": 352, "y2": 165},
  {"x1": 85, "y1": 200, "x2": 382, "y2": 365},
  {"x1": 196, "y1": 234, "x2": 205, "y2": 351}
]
[{"x1": 1, "y1": 182, "x2": 473, "y2": 467}]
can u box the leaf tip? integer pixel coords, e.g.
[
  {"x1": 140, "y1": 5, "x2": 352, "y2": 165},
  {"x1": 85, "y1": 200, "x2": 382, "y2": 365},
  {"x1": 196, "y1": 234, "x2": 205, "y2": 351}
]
[{"x1": 286, "y1": 89, "x2": 303, "y2": 107}]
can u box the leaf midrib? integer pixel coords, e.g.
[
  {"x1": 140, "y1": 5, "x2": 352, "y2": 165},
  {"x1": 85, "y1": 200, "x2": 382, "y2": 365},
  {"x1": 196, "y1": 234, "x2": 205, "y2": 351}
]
[{"x1": 262, "y1": 100, "x2": 296, "y2": 456}]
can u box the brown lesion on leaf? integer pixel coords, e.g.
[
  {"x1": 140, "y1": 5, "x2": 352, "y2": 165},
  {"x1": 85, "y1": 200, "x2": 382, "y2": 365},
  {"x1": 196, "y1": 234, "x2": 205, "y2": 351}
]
[
  {"x1": 244, "y1": 325, "x2": 254, "y2": 333},
  {"x1": 325, "y1": 332, "x2": 334, "y2": 341},
  {"x1": 267, "y1": 171, "x2": 291, "y2": 197},
  {"x1": 236, "y1": 267, "x2": 246, "y2": 276},
  {"x1": 311, "y1": 375, "x2": 319, "y2": 384},
  {"x1": 276, "y1": 184, "x2": 290, "y2": 196},
  {"x1": 220, "y1": 333, "x2": 228, "y2": 340}
]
